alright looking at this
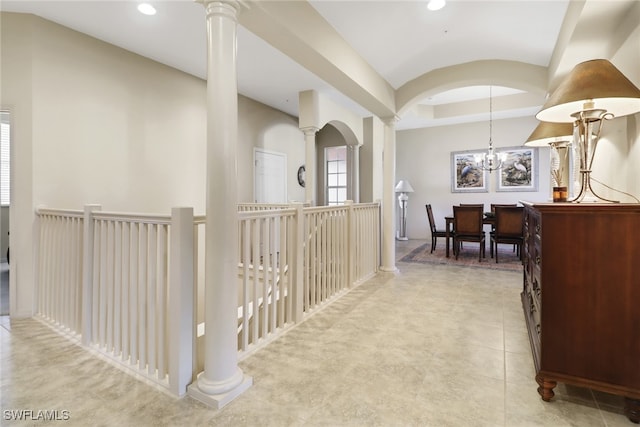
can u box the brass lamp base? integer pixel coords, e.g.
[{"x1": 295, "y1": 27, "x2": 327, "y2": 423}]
[{"x1": 570, "y1": 170, "x2": 618, "y2": 203}]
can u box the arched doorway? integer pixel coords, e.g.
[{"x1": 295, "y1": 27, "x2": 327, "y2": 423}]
[{"x1": 315, "y1": 121, "x2": 360, "y2": 206}]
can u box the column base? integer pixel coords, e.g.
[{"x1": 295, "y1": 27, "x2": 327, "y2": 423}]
[{"x1": 187, "y1": 374, "x2": 252, "y2": 410}]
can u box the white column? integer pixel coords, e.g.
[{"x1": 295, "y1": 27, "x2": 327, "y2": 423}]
[
  {"x1": 380, "y1": 116, "x2": 398, "y2": 272},
  {"x1": 302, "y1": 126, "x2": 318, "y2": 206},
  {"x1": 188, "y1": 0, "x2": 251, "y2": 408}
]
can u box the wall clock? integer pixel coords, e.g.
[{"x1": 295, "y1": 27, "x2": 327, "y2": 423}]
[{"x1": 297, "y1": 165, "x2": 305, "y2": 188}]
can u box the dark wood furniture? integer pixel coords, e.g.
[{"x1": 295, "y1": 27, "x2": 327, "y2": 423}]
[
  {"x1": 425, "y1": 204, "x2": 450, "y2": 253},
  {"x1": 490, "y1": 206, "x2": 524, "y2": 263},
  {"x1": 444, "y1": 214, "x2": 495, "y2": 258},
  {"x1": 520, "y1": 201, "x2": 640, "y2": 423},
  {"x1": 490, "y1": 203, "x2": 517, "y2": 213},
  {"x1": 452, "y1": 205, "x2": 485, "y2": 261}
]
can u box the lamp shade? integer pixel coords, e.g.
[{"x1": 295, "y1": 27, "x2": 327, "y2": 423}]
[
  {"x1": 395, "y1": 180, "x2": 414, "y2": 193},
  {"x1": 524, "y1": 122, "x2": 574, "y2": 147},
  {"x1": 536, "y1": 59, "x2": 640, "y2": 123}
]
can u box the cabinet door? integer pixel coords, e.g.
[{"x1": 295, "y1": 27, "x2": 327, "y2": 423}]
[{"x1": 537, "y1": 206, "x2": 640, "y2": 390}]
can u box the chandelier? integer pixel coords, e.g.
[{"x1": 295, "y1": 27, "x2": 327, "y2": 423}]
[{"x1": 474, "y1": 86, "x2": 507, "y2": 172}]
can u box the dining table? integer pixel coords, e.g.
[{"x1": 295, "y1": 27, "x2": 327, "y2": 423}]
[{"x1": 444, "y1": 213, "x2": 496, "y2": 258}]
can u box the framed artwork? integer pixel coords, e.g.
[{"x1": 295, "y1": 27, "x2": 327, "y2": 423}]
[
  {"x1": 451, "y1": 150, "x2": 489, "y2": 193},
  {"x1": 496, "y1": 146, "x2": 538, "y2": 192}
]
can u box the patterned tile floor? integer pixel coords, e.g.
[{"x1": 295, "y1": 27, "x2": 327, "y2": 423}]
[{"x1": 0, "y1": 240, "x2": 630, "y2": 426}]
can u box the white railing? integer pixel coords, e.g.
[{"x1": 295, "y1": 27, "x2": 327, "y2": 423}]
[
  {"x1": 89, "y1": 211, "x2": 171, "y2": 388},
  {"x1": 351, "y1": 203, "x2": 380, "y2": 284},
  {"x1": 231, "y1": 201, "x2": 380, "y2": 353},
  {"x1": 236, "y1": 207, "x2": 298, "y2": 352},
  {"x1": 237, "y1": 202, "x2": 291, "y2": 212},
  {"x1": 36, "y1": 206, "x2": 194, "y2": 396},
  {"x1": 37, "y1": 209, "x2": 84, "y2": 335},
  {"x1": 304, "y1": 205, "x2": 349, "y2": 310},
  {"x1": 36, "y1": 201, "x2": 380, "y2": 395}
]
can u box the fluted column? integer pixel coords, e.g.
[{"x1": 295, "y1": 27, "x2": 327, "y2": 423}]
[
  {"x1": 380, "y1": 116, "x2": 398, "y2": 272},
  {"x1": 188, "y1": 0, "x2": 251, "y2": 408},
  {"x1": 302, "y1": 126, "x2": 318, "y2": 205}
]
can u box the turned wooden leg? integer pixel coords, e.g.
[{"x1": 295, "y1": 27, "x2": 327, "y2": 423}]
[
  {"x1": 535, "y1": 374, "x2": 557, "y2": 402},
  {"x1": 625, "y1": 398, "x2": 640, "y2": 424}
]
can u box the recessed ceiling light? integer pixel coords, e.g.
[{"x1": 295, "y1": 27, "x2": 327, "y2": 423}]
[
  {"x1": 427, "y1": 0, "x2": 446, "y2": 11},
  {"x1": 137, "y1": 3, "x2": 156, "y2": 16}
]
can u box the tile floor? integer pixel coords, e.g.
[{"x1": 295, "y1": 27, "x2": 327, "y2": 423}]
[{"x1": 0, "y1": 240, "x2": 631, "y2": 426}]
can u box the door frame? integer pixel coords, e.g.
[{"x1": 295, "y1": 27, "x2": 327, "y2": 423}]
[{"x1": 253, "y1": 148, "x2": 287, "y2": 204}]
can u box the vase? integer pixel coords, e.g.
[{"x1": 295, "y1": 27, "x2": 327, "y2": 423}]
[{"x1": 553, "y1": 186, "x2": 568, "y2": 202}]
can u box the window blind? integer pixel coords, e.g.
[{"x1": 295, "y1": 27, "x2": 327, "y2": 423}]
[{"x1": 0, "y1": 121, "x2": 10, "y2": 206}]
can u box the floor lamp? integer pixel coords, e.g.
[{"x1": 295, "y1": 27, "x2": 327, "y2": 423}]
[
  {"x1": 395, "y1": 180, "x2": 414, "y2": 241},
  {"x1": 535, "y1": 59, "x2": 640, "y2": 203}
]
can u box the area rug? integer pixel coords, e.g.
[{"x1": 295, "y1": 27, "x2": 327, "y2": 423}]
[{"x1": 399, "y1": 241, "x2": 524, "y2": 272}]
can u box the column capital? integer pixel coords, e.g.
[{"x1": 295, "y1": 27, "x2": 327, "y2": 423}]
[
  {"x1": 197, "y1": 0, "x2": 244, "y2": 18},
  {"x1": 381, "y1": 115, "x2": 401, "y2": 127},
  {"x1": 300, "y1": 126, "x2": 320, "y2": 136}
]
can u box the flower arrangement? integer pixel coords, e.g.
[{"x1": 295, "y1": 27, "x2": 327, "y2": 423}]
[
  {"x1": 551, "y1": 167, "x2": 564, "y2": 187},
  {"x1": 550, "y1": 144, "x2": 568, "y2": 187}
]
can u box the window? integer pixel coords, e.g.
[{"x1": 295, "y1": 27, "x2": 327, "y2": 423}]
[
  {"x1": 326, "y1": 146, "x2": 347, "y2": 205},
  {"x1": 0, "y1": 112, "x2": 9, "y2": 206}
]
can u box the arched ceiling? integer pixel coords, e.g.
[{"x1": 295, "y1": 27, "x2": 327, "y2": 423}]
[{"x1": 1, "y1": 0, "x2": 637, "y2": 130}]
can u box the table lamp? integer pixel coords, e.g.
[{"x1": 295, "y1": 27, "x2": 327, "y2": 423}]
[
  {"x1": 535, "y1": 59, "x2": 640, "y2": 203},
  {"x1": 524, "y1": 121, "x2": 574, "y2": 201}
]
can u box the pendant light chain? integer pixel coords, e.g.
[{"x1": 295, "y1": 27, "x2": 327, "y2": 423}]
[
  {"x1": 489, "y1": 86, "x2": 493, "y2": 147},
  {"x1": 474, "y1": 84, "x2": 505, "y2": 172}
]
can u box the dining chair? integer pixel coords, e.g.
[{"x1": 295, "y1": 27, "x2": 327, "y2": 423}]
[
  {"x1": 490, "y1": 206, "x2": 525, "y2": 263},
  {"x1": 452, "y1": 205, "x2": 485, "y2": 261},
  {"x1": 460, "y1": 203, "x2": 484, "y2": 210},
  {"x1": 490, "y1": 203, "x2": 517, "y2": 213},
  {"x1": 488, "y1": 203, "x2": 518, "y2": 234},
  {"x1": 457, "y1": 204, "x2": 484, "y2": 250},
  {"x1": 425, "y1": 204, "x2": 450, "y2": 253}
]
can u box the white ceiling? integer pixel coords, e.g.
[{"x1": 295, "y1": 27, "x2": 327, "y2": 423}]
[{"x1": 0, "y1": 0, "x2": 633, "y2": 131}]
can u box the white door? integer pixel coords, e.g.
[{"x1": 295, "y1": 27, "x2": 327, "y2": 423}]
[{"x1": 254, "y1": 149, "x2": 286, "y2": 203}]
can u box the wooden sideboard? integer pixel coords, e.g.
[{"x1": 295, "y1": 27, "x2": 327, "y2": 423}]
[{"x1": 520, "y1": 201, "x2": 640, "y2": 423}]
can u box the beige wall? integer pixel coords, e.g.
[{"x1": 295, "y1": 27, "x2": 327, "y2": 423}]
[
  {"x1": 0, "y1": 12, "x2": 304, "y2": 316},
  {"x1": 396, "y1": 116, "x2": 548, "y2": 239},
  {"x1": 596, "y1": 5, "x2": 640, "y2": 202},
  {"x1": 3, "y1": 13, "x2": 305, "y2": 212},
  {"x1": 396, "y1": 2, "x2": 640, "y2": 239},
  {"x1": 30, "y1": 17, "x2": 207, "y2": 213},
  {"x1": 2, "y1": 2, "x2": 639, "y2": 315},
  {"x1": 360, "y1": 116, "x2": 384, "y2": 203},
  {"x1": 237, "y1": 96, "x2": 305, "y2": 203},
  {"x1": 1, "y1": 13, "x2": 35, "y2": 317}
]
